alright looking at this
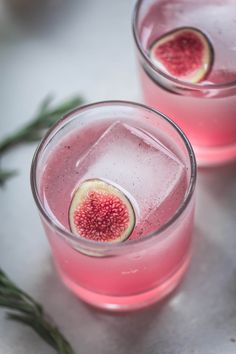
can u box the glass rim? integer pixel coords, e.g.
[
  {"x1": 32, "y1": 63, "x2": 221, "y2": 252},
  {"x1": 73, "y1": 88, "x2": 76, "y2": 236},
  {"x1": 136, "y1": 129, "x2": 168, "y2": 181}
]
[
  {"x1": 132, "y1": 0, "x2": 236, "y2": 91},
  {"x1": 30, "y1": 100, "x2": 196, "y2": 251}
]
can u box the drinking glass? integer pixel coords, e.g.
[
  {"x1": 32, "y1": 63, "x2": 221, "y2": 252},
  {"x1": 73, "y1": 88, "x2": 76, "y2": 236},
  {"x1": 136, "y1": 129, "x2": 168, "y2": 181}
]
[
  {"x1": 133, "y1": 0, "x2": 236, "y2": 166},
  {"x1": 31, "y1": 101, "x2": 196, "y2": 311}
]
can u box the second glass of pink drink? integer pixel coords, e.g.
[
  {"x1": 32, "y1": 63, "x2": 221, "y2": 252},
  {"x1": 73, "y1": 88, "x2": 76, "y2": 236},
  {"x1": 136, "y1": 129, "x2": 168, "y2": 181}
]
[
  {"x1": 31, "y1": 101, "x2": 196, "y2": 311},
  {"x1": 133, "y1": 0, "x2": 236, "y2": 166}
]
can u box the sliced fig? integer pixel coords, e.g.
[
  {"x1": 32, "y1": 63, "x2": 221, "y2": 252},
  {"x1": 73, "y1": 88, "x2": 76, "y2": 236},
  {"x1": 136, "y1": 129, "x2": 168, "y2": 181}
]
[
  {"x1": 149, "y1": 27, "x2": 213, "y2": 83},
  {"x1": 69, "y1": 179, "x2": 135, "y2": 243}
]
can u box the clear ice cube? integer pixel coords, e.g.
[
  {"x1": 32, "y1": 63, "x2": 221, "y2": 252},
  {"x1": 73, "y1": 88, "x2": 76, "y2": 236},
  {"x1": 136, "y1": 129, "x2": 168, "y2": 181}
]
[{"x1": 75, "y1": 122, "x2": 186, "y2": 238}]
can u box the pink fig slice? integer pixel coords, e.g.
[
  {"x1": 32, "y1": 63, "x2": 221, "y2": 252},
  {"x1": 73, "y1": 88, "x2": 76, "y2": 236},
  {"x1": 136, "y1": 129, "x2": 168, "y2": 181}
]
[
  {"x1": 69, "y1": 179, "x2": 135, "y2": 243},
  {"x1": 149, "y1": 27, "x2": 213, "y2": 83}
]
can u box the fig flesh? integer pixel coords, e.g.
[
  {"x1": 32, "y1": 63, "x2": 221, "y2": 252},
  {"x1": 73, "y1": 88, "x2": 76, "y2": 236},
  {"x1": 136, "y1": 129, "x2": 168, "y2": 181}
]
[
  {"x1": 69, "y1": 179, "x2": 135, "y2": 243},
  {"x1": 149, "y1": 27, "x2": 213, "y2": 83}
]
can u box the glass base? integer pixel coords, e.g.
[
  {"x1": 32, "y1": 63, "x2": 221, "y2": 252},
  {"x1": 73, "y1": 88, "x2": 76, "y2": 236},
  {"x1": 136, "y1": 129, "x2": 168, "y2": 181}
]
[
  {"x1": 59, "y1": 256, "x2": 190, "y2": 312},
  {"x1": 194, "y1": 141, "x2": 236, "y2": 167}
]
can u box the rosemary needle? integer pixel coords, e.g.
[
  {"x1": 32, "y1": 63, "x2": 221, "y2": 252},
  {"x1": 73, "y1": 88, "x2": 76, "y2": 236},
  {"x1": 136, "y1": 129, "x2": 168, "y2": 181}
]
[{"x1": 0, "y1": 169, "x2": 17, "y2": 186}]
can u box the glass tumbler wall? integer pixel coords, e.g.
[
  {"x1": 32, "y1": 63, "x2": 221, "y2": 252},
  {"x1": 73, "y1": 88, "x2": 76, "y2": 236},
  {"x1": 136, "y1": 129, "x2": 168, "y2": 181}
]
[
  {"x1": 133, "y1": 0, "x2": 236, "y2": 166},
  {"x1": 31, "y1": 101, "x2": 196, "y2": 311}
]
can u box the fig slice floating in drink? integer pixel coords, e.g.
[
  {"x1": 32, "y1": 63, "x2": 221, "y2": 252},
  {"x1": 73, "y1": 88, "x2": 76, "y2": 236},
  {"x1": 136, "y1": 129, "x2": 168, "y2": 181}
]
[
  {"x1": 69, "y1": 179, "x2": 135, "y2": 243},
  {"x1": 149, "y1": 27, "x2": 214, "y2": 83}
]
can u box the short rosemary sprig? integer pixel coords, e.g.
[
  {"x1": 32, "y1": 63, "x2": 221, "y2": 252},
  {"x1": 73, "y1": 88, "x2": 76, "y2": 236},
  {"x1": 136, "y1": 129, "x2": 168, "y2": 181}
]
[
  {"x1": 0, "y1": 269, "x2": 74, "y2": 354},
  {"x1": 0, "y1": 94, "x2": 83, "y2": 186},
  {"x1": 0, "y1": 95, "x2": 83, "y2": 155}
]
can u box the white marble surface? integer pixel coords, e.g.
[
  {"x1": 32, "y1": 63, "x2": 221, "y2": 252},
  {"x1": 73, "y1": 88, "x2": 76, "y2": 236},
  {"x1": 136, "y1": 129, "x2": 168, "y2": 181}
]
[{"x1": 1, "y1": 1, "x2": 236, "y2": 353}]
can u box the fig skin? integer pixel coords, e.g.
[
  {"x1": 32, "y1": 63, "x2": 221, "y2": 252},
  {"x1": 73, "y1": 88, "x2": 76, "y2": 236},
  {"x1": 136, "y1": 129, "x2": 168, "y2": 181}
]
[
  {"x1": 69, "y1": 179, "x2": 135, "y2": 243},
  {"x1": 149, "y1": 27, "x2": 214, "y2": 83}
]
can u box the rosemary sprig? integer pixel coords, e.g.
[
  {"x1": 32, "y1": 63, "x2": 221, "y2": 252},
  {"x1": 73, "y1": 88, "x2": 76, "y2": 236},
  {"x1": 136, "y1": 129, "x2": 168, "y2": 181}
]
[
  {"x1": 0, "y1": 94, "x2": 83, "y2": 186},
  {"x1": 0, "y1": 95, "x2": 83, "y2": 155},
  {"x1": 0, "y1": 269, "x2": 74, "y2": 354}
]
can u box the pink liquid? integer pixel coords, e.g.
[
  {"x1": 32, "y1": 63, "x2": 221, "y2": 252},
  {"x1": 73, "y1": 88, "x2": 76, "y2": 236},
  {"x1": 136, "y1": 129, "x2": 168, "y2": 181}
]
[
  {"x1": 137, "y1": 0, "x2": 236, "y2": 165},
  {"x1": 39, "y1": 118, "x2": 194, "y2": 310}
]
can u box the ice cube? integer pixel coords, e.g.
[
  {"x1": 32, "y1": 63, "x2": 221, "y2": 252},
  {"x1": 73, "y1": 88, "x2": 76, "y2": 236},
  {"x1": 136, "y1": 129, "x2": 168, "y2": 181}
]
[{"x1": 75, "y1": 121, "x2": 186, "y2": 238}]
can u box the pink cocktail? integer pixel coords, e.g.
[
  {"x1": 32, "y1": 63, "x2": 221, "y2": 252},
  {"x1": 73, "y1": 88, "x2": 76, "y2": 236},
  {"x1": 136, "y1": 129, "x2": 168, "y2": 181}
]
[
  {"x1": 31, "y1": 101, "x2": 196, "y2": 311},
  {"x1": 133, "y1": 0, "x2": 236, "y2": 166}
]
